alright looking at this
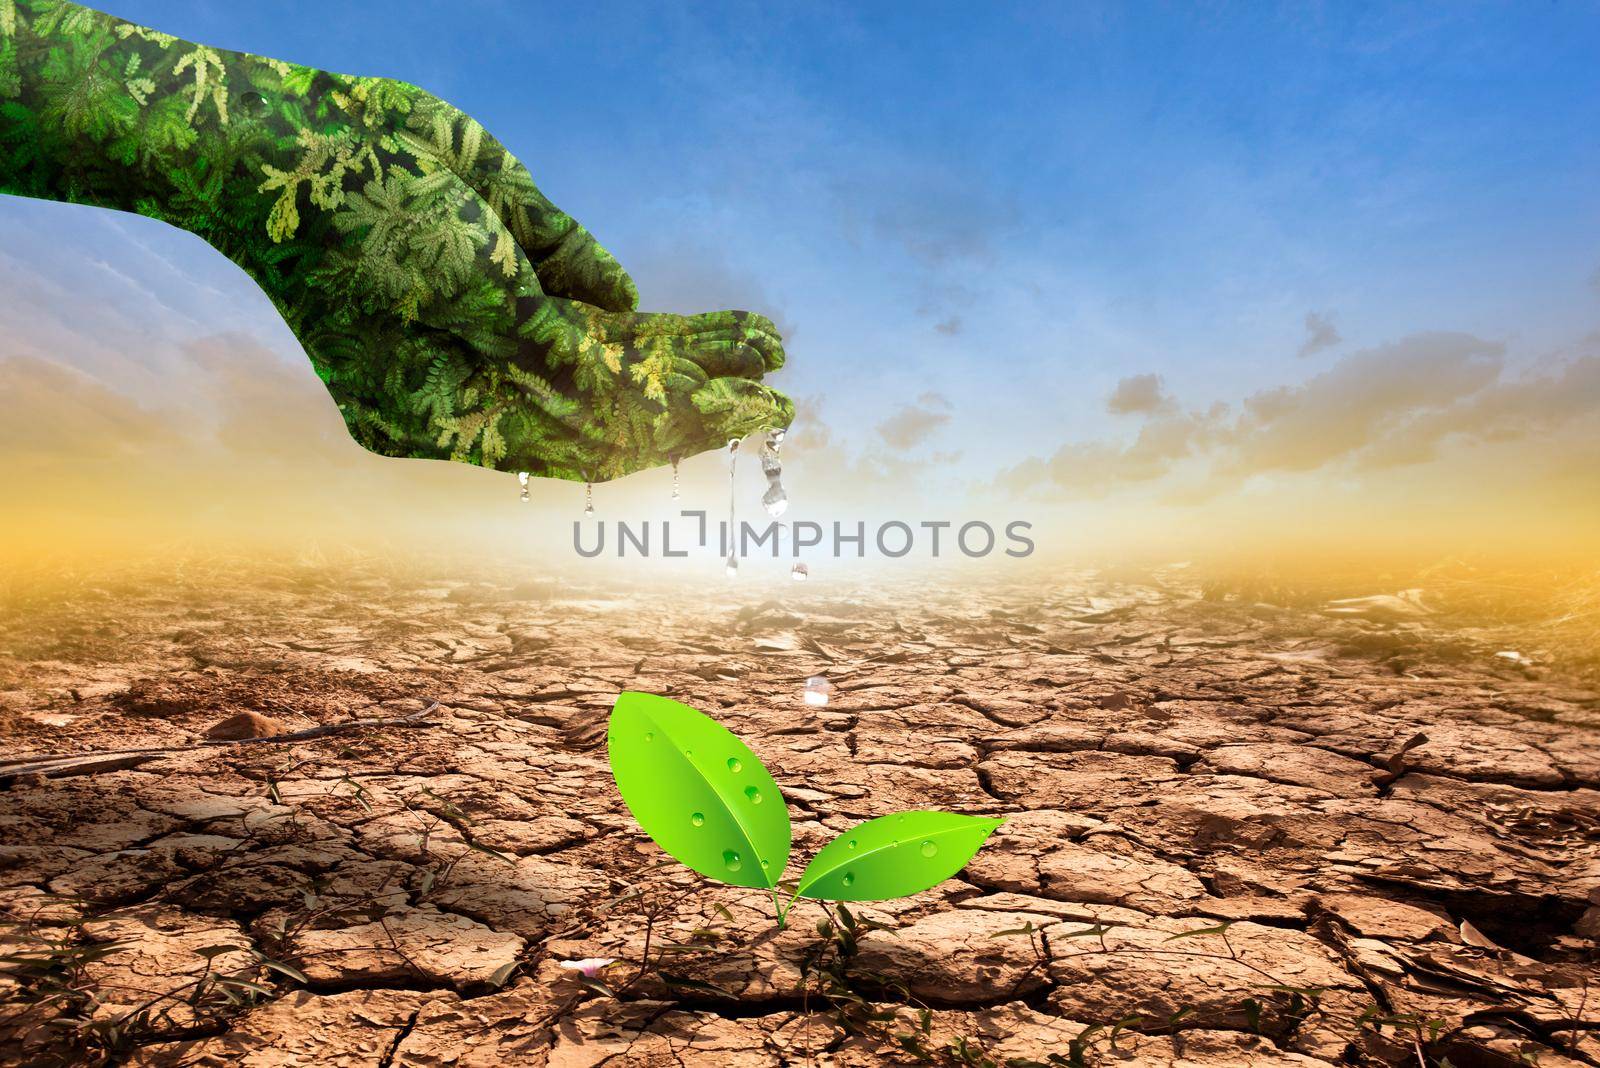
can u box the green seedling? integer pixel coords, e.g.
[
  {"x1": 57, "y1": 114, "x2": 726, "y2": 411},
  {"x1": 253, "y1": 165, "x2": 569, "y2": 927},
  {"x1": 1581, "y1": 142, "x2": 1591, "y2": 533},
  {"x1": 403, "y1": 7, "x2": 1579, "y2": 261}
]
[{"x1": 607, "y1": 691, "x2": 1004, "y2": 926}]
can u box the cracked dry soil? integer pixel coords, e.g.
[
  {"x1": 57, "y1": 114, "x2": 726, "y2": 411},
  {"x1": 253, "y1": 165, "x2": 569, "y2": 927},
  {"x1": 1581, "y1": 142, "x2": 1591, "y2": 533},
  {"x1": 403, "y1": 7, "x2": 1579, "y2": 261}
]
[{"x1": 0, "y1": 559, "x2": 1597, "y2": 1066}]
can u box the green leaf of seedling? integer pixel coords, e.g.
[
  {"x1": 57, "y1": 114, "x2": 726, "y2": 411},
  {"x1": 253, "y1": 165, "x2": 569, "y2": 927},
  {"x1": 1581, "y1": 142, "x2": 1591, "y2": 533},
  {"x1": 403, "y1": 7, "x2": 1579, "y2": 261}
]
[
  {"x1": 257, "y1": 958, "x2": 309, "y2": 984},
  {"x1": 659, "y1": 972, "x2": 729, "y2": 997},
  {"x1": 578, "y1": 975, "x2": 615, "y2": 998},
  {"x1": 193, "y1": 944, "x2": 244, "y2": 961},
  {"x1": 989, "y1": 922, "x2": 1037, "y2": 938},
  {"x1": 607, "y1": 692, "x2": 790, "y2": 890},
  {"x1": 794, "y1": 811, "x2": 1005, "y2": 902},
  {"x1": 1058, "y1": 923, "x2": 1112, "y2": 939},
  {"x1": 215, "y1": 976, "x2": 274, "y2": 996},
  {"x1": 463, "y1": 839, "x2": 516, "y2": 864},
  {"x1": 1165, "y1": 921, "x2": 1232, "y2": 940}
]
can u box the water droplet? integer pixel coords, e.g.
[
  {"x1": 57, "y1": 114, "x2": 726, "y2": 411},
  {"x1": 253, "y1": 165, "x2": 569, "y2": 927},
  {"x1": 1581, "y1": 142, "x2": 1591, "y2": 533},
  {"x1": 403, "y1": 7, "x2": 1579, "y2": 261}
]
[
  {"x1": 684, "y1": 748, "x2": 694, "y2": 758},
  {"x1": 896, "y1": 815, "x2": 906, "y2": 824},
  {"x1": 760, "y1": 430, "x2": 788, "y2": 517},
  {"x1": 761, "y1": 859, "x2": 770, "y2": 869},
  {"x1": 726, "y1": 757, "x2": 743, "y2": 773},
  {"x1": 643, "y1": 731, "x2": 654, "y2": 742},
  {"x1": 669, "y1": 456, "x2": 681, "y2": 500},
  {"x1": 691, "y1": 812, "x2": 705, "y2": 827},
  {"x1": 920, "y1": 840, "x2": 938, "y2": 858},
  {"x1": 725, "y1": 439, "x2": 740, "y2": 577},
  {"x1": 583, "y1": 481, "x2": 595, "y2": 517},
  {"x1": 803, "y1": 675, "x2": 833, "y2": 707},
  {"x1": 722, "y1": 850, "x2": 742, "y2": 872},
  {"x1": 762, "y1": 485, "x2": 788, "y2": 518},
  {"x1": 791, "y1": 563, "x2": 809, "y2": 582},
  {"x1": 744, "y1": 785, "x2": 762, "y2": 804},
  {"x1": 517, "y1": 471, "x2": 530, "y2": 502},
  {"x1": 842, "y1": 872, "x2": 855, "y2": 887},
  {"x1": 847, "y1": 839, "x2": 858, "y2": 850}
]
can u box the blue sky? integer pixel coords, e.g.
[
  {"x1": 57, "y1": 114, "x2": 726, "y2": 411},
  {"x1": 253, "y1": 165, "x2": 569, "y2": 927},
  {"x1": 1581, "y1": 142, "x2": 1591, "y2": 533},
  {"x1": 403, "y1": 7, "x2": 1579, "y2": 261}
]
[{"x1": 4, "y1": 1, "x2": 1598, "y2": 544}]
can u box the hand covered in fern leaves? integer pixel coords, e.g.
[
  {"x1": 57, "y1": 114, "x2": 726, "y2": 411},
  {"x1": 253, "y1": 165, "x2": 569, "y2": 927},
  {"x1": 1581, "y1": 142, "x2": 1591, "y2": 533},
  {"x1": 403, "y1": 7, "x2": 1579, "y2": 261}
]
[
  {"x1": 292, "y1": 83, "x2": 793, "y2": 480},
  {"x1": 0, "y1": 1, "x2": 791, "y2": 481}
]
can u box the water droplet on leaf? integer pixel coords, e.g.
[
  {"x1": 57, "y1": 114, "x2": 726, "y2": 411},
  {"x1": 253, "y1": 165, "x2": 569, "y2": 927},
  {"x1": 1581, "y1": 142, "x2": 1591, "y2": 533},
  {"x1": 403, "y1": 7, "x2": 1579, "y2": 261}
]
[
  {"x1": 723, "y1": 850, "x2": 742, "y2": 872},
  {"x1": 920, "y1": 840, "x2": 938, "y2": 858},
  {"x1": 842, "y1": 872, "x2": 855, "y2": 886},
  {"x1": 691, "y1": 812, "x2": 705, "y2": 827},
  {"x1": 744, "y1": 785, "x2": 761, "y2": 804},
  {"x1": 726, "y1": 757, "x2": 743, "y2": 773}
]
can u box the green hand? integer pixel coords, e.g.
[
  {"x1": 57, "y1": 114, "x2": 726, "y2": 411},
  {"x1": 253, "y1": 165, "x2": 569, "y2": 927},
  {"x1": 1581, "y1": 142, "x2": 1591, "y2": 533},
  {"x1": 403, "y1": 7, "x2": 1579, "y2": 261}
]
[{"x1": 0, "y1": 0, "x2": 792, "y2": 481}]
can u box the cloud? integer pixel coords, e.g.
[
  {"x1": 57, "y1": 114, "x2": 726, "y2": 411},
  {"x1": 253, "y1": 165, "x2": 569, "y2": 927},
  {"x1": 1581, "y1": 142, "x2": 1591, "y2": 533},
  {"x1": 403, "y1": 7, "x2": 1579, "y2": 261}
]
[
  {"x1": 1003, "y1": 331, "x2": 1600, "y2": 501},
  {"x1": 1297, "y1": 311, "x2": 1341, "y2": 358},
  {"x1": 876, "y1": 394, "x2": 953, "y2": 449},
  {"x1": 0, "y1": 356, "x2": 180, "y2": 459},
  {"x1": 781, "y1": 394, "x2": 961, "y2": 507},
  {"x1": 0, "y1": 334, "x2": 359, "y2": 469},
  {"x1": 1226, "y1": 332, "x2": 1502, "y2": 474},
  {"x1": 1106, "y1": 373, "x2": 1173, "y2": 415},
  {"x1": 1357, "y1": 351, "x2": 1600, "y2": 470},
  {"x1": 998, "y1": 405, "x2": 1225, "y2": 496},
  {"x1": 180, "y1": 335, "x2": 354, "y2": 464}
]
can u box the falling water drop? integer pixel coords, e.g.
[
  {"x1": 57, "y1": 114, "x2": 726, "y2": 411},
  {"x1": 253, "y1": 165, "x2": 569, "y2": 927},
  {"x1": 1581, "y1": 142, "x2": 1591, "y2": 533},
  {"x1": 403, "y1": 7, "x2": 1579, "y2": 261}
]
[
  {"x1": 791, "y1": 563, "x2": 809, "y2": 582},
  {"x1": 743, "y1": 785, "x2": 762, "y2": 804},
  {"x1": 726, "y1": 757, "x2": 743, "y2": 773},
  {"x1": 760, "y1": 428, "x2": 788, "y2": 518},
  {"x1": 724, "y1": 438, "x2": 740, "y2": 578},
  {"x1": 517, "y1": 471, "x2": 530, "y2": 502},
  {"x1": 583, "y1": 481, "x2": 595, "y2": 517},
  {"x1": 691, "y1": 812, "x2": 705, "y2": 827},
  {"x1": 722, "y1": 849, "x2": 743, "y2": 873},
  {"x1": 670, "y1": 456, "x2": 681, "y2": 500},
  {"x1": 803, "y1": 675, "x2": 833, "y2": 707},
  {"x1": 919, "y1": 840, "x2": 938, "y2": 858}
]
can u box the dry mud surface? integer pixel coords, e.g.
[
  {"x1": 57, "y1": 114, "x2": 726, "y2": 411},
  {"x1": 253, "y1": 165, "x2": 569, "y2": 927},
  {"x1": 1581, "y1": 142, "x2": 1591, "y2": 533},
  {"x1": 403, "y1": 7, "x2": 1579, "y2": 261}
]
[{"x1": 1, "y1": 560, "x2": 1597, "y2": 1066}]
